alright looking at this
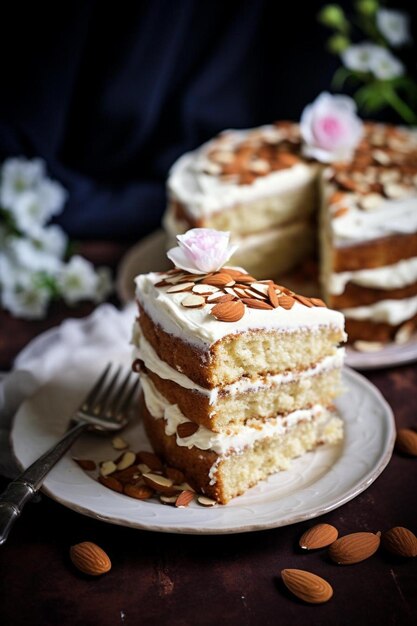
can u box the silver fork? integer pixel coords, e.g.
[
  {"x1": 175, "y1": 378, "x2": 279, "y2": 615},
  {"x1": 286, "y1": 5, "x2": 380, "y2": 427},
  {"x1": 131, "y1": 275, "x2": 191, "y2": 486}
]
[{"x1": 0, "y1": 363, "x2": 139, "y2": 545}]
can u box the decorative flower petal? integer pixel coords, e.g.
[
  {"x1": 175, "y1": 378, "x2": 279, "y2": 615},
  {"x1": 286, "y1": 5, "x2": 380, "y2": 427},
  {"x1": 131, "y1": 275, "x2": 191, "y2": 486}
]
[
  {"x1": 300, "y1": 92, "x2": 363, "y2": 163},
  {"x1": 167, "y1": 228, "x2": 238, "y2": 273}
]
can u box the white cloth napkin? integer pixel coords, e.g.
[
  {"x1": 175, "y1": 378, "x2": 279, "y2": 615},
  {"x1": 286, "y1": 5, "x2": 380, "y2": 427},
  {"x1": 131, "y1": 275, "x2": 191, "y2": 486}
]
[{"x1": 0, "y1": 303, "x2": 136, "y2": 478}]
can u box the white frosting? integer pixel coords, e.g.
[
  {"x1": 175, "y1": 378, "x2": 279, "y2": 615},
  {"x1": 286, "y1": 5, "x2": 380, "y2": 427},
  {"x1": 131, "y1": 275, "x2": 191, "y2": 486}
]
[
  {"x1": 168, "y1": 126, "x2": 317, "y2": 219},
  {"x1": 132, "y1": 322, "x2": 345, "y2": 403},
  {"x1": 331, "y1": 197, "x2": 417, "y2": 247},
  {"x1": 140, "y1": 371, "x2": 326, "y2": 455},
  {"x1": 342, "y1": 294, "x2": 417, "y2": 325},
  {"x1": 135, "y1": 272, "x2": 345, "y2": 349},
  {"x1": 329, "y1": 256, "x2": 417, "y2": 295}
]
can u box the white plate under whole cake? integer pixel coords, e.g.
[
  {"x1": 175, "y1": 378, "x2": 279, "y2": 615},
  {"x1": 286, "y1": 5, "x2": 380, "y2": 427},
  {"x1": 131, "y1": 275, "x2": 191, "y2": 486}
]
[
  {"x1": 11, "y1": 325, "x2": 395, "y2": 534},
  {"x1": 116, "y1": 230, "x2": 417, "y2": 370}
]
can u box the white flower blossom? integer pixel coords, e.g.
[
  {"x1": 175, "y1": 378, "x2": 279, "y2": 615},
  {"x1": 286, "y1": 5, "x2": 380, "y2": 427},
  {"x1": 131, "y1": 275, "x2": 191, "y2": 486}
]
[
  {"x1": 0, "y1": 253, "x2": 26, "y2": 289},
  {"x1": 1, "y1": 157, "x2": 45, "y2": 210},
  {"x1": 377, "y1": 9, "x2": 411, "y2": 47},
  {"x1": 31, "y1": 225, "x2": 68, "y2": 260},
  {"x1": 1, "y1": 273, "x2": 50, "y2": 320},
  {"x1": 368, "y1": 47, "x2": 405, "y2": 80},
  {"x1": 8, "y1": 237, "x2": 63, "y2": 274},
  {"x1": 57, "y1": 255, "x2": 99, "y2": 304},
  {"x1": 341, "y1": 42, "x2": 404, "y2": 80},
  {"x1": 36, "y1": 178, "x2": 67, "y2": 218},
  {"x1": 341, "y1": 43, "x2": 384, "y2": 72}
]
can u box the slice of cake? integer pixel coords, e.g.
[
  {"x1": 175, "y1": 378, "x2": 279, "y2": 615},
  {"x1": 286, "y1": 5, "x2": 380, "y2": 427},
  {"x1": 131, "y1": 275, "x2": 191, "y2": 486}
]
[
  {"x1": 133, "y1": 228, "x2": 346, "y2": 504},
  {"x1": 320, "y1": 123, "x2": 417, "y2": 344},
  {"x1": 165, "y1": 122, "x2": 318, "y2": 278}
]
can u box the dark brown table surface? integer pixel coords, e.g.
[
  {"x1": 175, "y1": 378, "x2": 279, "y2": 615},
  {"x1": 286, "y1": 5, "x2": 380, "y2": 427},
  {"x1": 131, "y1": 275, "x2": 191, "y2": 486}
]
[{"x1": 0, "y1": 242, "x2": 416, "y2": 626}]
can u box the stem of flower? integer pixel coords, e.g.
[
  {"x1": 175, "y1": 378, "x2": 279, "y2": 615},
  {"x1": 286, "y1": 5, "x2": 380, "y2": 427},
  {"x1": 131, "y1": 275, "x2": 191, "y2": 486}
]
[{"x1": 383, "y1": 88, "x2": 417, "y2": 125}]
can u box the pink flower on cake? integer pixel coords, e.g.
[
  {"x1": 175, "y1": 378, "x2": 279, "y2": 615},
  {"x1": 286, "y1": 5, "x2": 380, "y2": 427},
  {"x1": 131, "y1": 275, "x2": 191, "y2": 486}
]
[
  {"x1": 167, "y1": 228, "x2": 238, "y2": 274},
  {"x1": 300, "y1": 92, "x2": 363, "y2": 163}
]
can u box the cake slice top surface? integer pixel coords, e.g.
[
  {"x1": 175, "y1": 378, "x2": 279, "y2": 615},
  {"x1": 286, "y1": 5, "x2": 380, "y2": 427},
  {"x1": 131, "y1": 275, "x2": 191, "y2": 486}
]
[
  {"x1": 135, "y1": 266, "x2": 345, "y2": 349},
  {"x1": 168, "y1": 122, "x2": 316, "y2": 218}
]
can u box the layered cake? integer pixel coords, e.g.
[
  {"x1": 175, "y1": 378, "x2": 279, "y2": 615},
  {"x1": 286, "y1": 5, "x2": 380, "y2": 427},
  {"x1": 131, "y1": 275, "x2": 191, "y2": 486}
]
[
  {"x1": 164, "y1": 97, "x2": 417, "y2": 344},
  {"x1": 133, "y1": 229, "x2": 345, "y2": 503}
]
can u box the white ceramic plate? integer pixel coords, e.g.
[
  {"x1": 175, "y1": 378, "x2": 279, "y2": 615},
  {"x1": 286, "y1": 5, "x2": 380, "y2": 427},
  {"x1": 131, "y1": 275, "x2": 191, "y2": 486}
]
[
  {"x1": 116, "y1": 230, "x2": 417, "y2": 370},
  {"x1": 11, "y1": 364, "x2": 395, "y2": 534}
]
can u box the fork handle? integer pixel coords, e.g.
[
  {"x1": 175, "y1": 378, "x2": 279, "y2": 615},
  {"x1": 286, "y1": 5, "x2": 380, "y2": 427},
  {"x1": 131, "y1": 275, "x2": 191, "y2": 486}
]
[{"x1": 0, "y1": 421, "x2": 88, "y2": 545}]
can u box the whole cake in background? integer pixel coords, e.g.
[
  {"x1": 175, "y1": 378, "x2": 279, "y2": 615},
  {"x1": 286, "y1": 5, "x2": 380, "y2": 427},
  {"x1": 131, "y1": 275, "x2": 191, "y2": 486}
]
[
  {"x1": 133, "y1": 228, "x2": 345, "y2": 504},
  {"x1": 164, "y1": 93, "x2": 417, "y2": 345}
]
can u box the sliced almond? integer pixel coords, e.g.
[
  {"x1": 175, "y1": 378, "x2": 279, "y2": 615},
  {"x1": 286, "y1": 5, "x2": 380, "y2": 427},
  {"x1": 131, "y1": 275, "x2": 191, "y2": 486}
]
[
  {"x1": 206, "y1": 293, "x2": 235, "y2": 304},
  {"x1": 211, "y1": 299, "x2": 245, "y2": 322},
  {"x1": 294, "y1": 294, "x2": 313, "y2": 308},
  {"x1": 143, "y1": 473, "x2": 175, "y2": 494},
  {"x1": 242, "y1": 298, "x2": 274, "y2": 310},
  {"x1": 360, "y1": 193, "x2": 384, "y2": 212},
  {"x1": 197, "y1": 495, "x2": 217, "y2": 507},
  {"x1": 249, "y1": 158, "x2": 270, "y2": 174},
  {"x1": 112, "y1": 436, "x2": 128, "y2": 451},
  {"x1": 234, "y1": 274, "x2": 256, "y2": 283},
  {"x1": 384, "y1": 183, "x2": 413, "y2": 199},
  {"x1": 310, "y1": 297, "x2": 327, "y2": 308},
  {"x1": 372, "y1": 149, "x2": 391, "y2": 165},
  {"x1": 278, "y1": 295, "x2": 295, "y2": 310},
  {"x1": 166, "y1": 282, "x2": 195, "y2": 293},
  {"x1": 100, "y1": 460, "x2": 117, "y2": 477},
  {"x1": 353, "y1": 340, "x2": 383, "y2": 353},
  {"x1": 175, "y1": 482, "x2": 196, "y2": 493},
  {"x1": 244, "y1": 288, "x2": 267, "y2": 300},
  {"x1": 116, "y1": 450, "x2": 136, "y2": 471},
  {"x1": 160, "y1": 494, "x2": 179, "y2": 505},
  {"x1": 181, "y1": 294, "x2": 206, "y2": 308},
  {"x1": 268, "y1": 284, "x2": 279, "y2": 308},
  {"x1": 224, "y1": 287, "x2": 239, "y2": 298},
  {"x1": 250, "y1": 282, "x2": 270, "y2": 297},
  {"x1": 192, "y1": 284, "x2": 219, "y2": 295},
  {"x1": 175, "y1": 490, "x2": 195, "y2": 508},
  {"x1": 177, "y1": 422, "x2": 199, "y2": 438}
]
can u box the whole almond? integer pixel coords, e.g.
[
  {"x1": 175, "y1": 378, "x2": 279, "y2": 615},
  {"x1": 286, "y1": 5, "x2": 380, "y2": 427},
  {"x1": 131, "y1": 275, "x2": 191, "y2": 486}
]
[
  {"x1": 278, "y1": 295, "x2": 295, "y2": 310},
  {"x1": 310, "y1": 298, "x2": 327, "y2": 308},
  {"x1": 73, "y1": 458, "x2": 96, "y2": 471},
  {"x1": 281, "y1": 569, "x2": 333, "y2": 604},
  {"x1": 299, "y1": 524, "x2": 339, "y2": 550},
  {"x1": 395, "y1": 429, "x2": 417, "y2": 456},
  {"x1": 328, "y1": 532, "x2": 380, "y2": 564},
  {"x1": 177, "y1": 422, "x2": 199, "y2": 438},
  {"x1": 124, "y1": 484, "x2": 154, "y2": 500},
  {"x1": 201, "y1": 273, "x2": 233, "y2": 287},
  {"x1": 382, "y1": 527, "x2": 417, "y2": 558},
  {"x1": 175, "y1": 490, "x2": 195, "y2": 508},
  {"x1": 70, "y1": 542, "x2": 111, "y2": 576},
  {"x1": 211, "y1": 300, "x2": 245, "y2": 322},
  {"x1": 98, "y1": 475, "x2": 124, "y2": 493},
  {"x1": 294, "y1": 294, "x2": 314, "y2": 308}
]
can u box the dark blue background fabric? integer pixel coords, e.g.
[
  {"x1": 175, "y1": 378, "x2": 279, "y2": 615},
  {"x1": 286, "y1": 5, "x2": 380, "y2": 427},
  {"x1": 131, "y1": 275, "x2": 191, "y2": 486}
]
[{"x1": 0, "y1": 0, "x2": 415, "y2": 240}]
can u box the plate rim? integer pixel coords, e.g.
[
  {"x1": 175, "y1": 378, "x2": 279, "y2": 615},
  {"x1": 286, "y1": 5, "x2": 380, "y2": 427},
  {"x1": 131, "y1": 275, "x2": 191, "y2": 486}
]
[{"x1": 11, "y1": 367, "x2": 396, "y2": 535}]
